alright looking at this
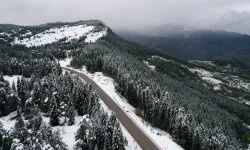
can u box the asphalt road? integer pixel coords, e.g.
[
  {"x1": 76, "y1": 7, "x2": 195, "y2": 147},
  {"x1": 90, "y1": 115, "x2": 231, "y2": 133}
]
[{"x1": 63, "y1": 67, "x2": 161, "y2": 150}]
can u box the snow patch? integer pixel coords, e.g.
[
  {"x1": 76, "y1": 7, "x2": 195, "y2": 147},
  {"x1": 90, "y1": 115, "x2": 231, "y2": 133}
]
[
  {"x1": 85, "y1": 28, "x2": 107, "y2": 43},
  {"x1": 143, "y1": 60, "x2": 155, "y2": 71},
  {"x1": 13, "y1": 25, "x2": 107, "y2": 47},
  {"x1": 0, "y1": 32, "x2": 11, "y2": 37},
  {"x1": 202, "y1": 77, "x2": 222, "y2": 84},
  {"x1": 0, "y1": 111, "x2": 17, "y2": 130},
  {"x1": 3, "y1": 75, "x2": 22, "y2": 87},
  {"x1": 151, "y1": 55, "x2": 173, "y2": 63},
  {"x1": 59, "y1": 58, "x2": 72, "y2": 67}
]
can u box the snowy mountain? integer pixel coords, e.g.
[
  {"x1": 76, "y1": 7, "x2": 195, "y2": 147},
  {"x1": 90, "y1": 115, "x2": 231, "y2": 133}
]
[
  {"x1": 0, "y1": 20, "x2": 108, "y2": 47},
  {"x1": 1, "y1": 20, "x2": 250, "y2": 150}
]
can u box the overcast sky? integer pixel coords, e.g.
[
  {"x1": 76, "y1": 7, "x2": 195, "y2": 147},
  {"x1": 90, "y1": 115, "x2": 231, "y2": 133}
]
[{"x1": 1, "y1": 0, "x2": 250, "y2": 34}]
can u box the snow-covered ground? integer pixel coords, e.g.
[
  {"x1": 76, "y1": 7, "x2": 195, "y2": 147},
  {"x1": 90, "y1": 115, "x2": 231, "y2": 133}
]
[
  {"x1": 13, "y1": 24, "x2": 107, "y2": 47},
  {"x1": 143, "y1": 60, "x2": 155, "y2": 71},
  {"x1": 59, "y1": 58, "x2": 72, "y2": 67},
  {"x1": 189, "y1": 60, "x2": 216, "y2": 67},
  {"x1": 189, "y1": 68, "x2": 250, "y2": 92},
  {"x1": 0, "y1": 111, "x2": 81, "y2": 150},
  {"x1": 0, "y1": 102, "x2": 139, "y2": 150},
  {"x1": 63, "y1": 64, "x2": 183, "y2": 150},
  {"x1": 3, "y1": 75, "x2": 22, "y2": 87},
  {"x1": 189, "y1": 68, "x2": 223, "y2": 89},
  {"x1": 0, "y1": 111, "x2": 17, "y2": 130},
  {"x1": 151, "y1": 55, "x2": 174, "y2": 63},
  {"x1": 42, "y1": 115, "x2": 83, "y2": 150}
]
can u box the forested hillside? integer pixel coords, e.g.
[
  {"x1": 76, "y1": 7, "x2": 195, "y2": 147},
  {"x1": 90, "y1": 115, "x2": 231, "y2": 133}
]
[
  {"x1": 1, "y1": 20, "x2": 250, "y2": 150},
  {"x1": 0, "y1": 20, "x2": 127, "y2": 150},
  {"x1": 117, "y1": 29, "x2": 250, "y2": 65}
]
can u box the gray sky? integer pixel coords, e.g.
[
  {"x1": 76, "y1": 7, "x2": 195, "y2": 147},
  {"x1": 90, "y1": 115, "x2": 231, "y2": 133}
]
[{"x1": 1, "y1": 0, "x2": 250, "y2": 34}]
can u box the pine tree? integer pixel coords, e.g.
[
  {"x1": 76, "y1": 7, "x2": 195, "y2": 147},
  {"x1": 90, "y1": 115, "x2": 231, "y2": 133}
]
[
  {"x1": 23, "y1": 97, "x2": 35, "y2": 120},
  {"x1": 49, "y1": 93, "x2": 60, "y2": 126},
  {"x1": 50, "y1": 130, "x2": 68, "y2": 150},
  {"x1": 0, "y1": 88, "x2": 7, "y2": 116},
  {"x1": 105, "y1": 113, "x2": 116, "y2": 149},
  {"x1": 67, "y1": 97, "x2": 75, "y2": 125},
  {"x1": 32, "y1": 82, "x2": 41, "y2": 106},
  {"x1": 75, "y1": 115, "x2": 90, "y2": 150},
  {"x1": 56, "y1": 62, "x2": 62, "y2": 75},
  {"x1": 87, "y1": 91, "x2": 100, "y2": 116},
  {"x1": 112, "y1": 121, "x2": 127, "y2": 150},
  {"x1": 12, "y1": 81, "x2": 16, "y2": 92},
  {"x1": 0, "y1": 122, "x2": 12, "y2": 150},
  {"x1": 0, "y1": 72, "x2": 4, "y2": 82},
  {"x1": 92, "y1": 110, "x2": 107, "y2": 150},
  {"x1": 6, "y1": 94, "x2": 19, "y2": 114},
  {"x1": 12, "y1": 108, "x2": 29, "y2": 146},
  {"x1": 17, "y1": 77, "x2": 26, "y2": 108},
  {"x1": 27, "y1": 106, "x2": 42, "y2": 131},
  {"x1": 75, "y1": 87, "x2": 84, "y2": 116}
]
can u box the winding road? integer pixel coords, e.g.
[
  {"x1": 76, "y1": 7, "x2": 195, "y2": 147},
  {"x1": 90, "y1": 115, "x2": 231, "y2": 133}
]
[{"x1": 63, "y1": 67, "x2": 161, "y2": 150}]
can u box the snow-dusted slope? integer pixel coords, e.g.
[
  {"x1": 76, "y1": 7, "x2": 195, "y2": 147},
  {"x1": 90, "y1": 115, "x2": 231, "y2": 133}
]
[{"x1": 13, "y1": 24, "x2": 107, "y2": 47}]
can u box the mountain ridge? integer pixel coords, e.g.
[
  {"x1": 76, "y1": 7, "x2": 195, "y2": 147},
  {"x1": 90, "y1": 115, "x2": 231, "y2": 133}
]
[{"x1": 116, "y1": 28, "x2": 250, "y2": 65}]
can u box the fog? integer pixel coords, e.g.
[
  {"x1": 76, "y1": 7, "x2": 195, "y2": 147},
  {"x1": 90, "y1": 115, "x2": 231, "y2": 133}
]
[{"x1": 1, "y1": 0, "x2": 250, "y2": 34}]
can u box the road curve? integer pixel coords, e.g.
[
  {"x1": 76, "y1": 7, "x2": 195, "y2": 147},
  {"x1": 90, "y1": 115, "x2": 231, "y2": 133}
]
[{"x1": 63, "y1": 67, "x2": 161, "y2": 150}]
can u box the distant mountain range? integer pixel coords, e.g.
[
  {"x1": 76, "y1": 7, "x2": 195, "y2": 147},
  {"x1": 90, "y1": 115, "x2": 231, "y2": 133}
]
[{"x1": 116, "y1": 29, "x2": 250, "y2": 65}]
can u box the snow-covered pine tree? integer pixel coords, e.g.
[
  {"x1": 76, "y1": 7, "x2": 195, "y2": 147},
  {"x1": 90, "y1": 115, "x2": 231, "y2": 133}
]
[
  {"x1": 74, "y1": 115, "x2": 90, "y2": 150},
  {"x1": 87, "y1": 91, "x2": 100, "y2": 116},
  {"x1": 67, "y1": 96, "x2": 75, "y2": 125},
  {"x1": 32, "y1": 82, "x2": 41, "y2": 106},
  {"x1": 0, "y1": 88, "x2": 7, "y2": 116},
  {"x1": 50, "y1": 130, "x2": 68, "y2": 150},
  {"x1": 49, "y1": 92, "x2": 60, "y2": 126},
  {"x1": 112, "y1": 120, "x2": 127, "y2": 150},
  {"x1": 11, "y1": 108, "x2": 29, "y2": 148},
  {"x1": 12, "y1": 81, "x2": 16, "y2": 93},
  {"x1": 104, "y1": 113, "x2": 116, "y2": 149},
  {"x1": 0, "y1": 122, "x2": 12, "y2": 150},
  {"x1": 0, "y1": 72, "x2": 4, "y2": 82},
  {"x1": 17, "y1": 77, "x2": 27, "y2": 108},
  {"x1": 23, "y1": 97, "x2": 35, "y2": 120},
  {"x1": 6, "y1": 94, "x2": 19, "y2": 115},
  {"x1": 91, "y1": 109, "x2": 107, "y2": 150},
  {"x1": 27, "y1": 106, "x2": 42, "y2": 131}
]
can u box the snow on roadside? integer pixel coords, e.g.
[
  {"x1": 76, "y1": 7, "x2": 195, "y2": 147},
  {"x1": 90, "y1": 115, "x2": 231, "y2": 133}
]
[
  {"x1": 3, "y1": 75, "x2": 22, "y2": 87},
  {"x1": 67, "y1": 66, "x2": 183, "y2": 150},
  {"x1": 99, "y1": 98, "x2": 141, "y2": 150},
  {"x1": 59, "y1": 58, "x2": 72, "y2": 67}
]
